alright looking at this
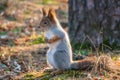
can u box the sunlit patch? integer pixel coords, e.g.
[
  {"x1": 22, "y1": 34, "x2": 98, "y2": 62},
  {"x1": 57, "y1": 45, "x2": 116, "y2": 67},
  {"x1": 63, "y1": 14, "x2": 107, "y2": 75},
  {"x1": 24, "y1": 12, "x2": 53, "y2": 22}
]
[{"x1": 118, "y1": 57, "x2": 120, "y2": 61}]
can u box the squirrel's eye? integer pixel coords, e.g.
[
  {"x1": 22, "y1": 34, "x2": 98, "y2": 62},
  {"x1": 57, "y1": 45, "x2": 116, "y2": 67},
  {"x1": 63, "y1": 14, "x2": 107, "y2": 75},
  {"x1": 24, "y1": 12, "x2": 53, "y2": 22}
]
[{"x1": 44, "y1": 22, "x2": 47, "y2": 24}]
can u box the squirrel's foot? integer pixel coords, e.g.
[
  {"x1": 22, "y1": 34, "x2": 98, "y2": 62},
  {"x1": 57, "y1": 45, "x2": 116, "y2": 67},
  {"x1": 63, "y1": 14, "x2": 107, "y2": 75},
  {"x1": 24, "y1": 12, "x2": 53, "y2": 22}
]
[
  {"x1": 51, "y1": 70, "x2": 65, "y2": 76},
  {"x1": 44, "y1": 67, "x2": 54, "y2": 72}
]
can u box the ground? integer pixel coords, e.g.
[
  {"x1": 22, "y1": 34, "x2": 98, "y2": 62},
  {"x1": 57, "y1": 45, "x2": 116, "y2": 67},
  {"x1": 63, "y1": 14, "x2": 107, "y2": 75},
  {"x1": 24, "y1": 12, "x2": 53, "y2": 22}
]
[{"x1": 0, "y1": 0, "x2": 120, "y2": 80}]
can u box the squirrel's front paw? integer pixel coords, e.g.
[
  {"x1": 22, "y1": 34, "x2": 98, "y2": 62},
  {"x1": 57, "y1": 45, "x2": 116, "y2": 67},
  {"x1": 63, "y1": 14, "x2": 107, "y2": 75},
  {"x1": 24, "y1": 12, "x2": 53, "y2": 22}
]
[
  {"x1": 45, "y1": 35, "x2": 61, "y2": 43},
  {"x1": 44, "y1": 38, "x2": 49, "y2": 43}
]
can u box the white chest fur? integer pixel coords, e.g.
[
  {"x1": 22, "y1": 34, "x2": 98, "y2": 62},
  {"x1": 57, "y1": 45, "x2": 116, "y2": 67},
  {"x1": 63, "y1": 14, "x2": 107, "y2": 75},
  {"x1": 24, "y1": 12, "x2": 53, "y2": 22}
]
[
  {"x1": 47, "y1": 41, "x2": 61, "y2": 68},
  {"x1": 45, "y1": 30, "x2": 55, "y2": 40}
]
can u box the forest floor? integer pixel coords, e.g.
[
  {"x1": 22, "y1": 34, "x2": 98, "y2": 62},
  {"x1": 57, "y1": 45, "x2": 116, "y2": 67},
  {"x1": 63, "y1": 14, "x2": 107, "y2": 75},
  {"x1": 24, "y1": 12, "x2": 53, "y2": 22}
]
[{"x1": 0, "y1": 0, "x2": 120, "y2": 80}]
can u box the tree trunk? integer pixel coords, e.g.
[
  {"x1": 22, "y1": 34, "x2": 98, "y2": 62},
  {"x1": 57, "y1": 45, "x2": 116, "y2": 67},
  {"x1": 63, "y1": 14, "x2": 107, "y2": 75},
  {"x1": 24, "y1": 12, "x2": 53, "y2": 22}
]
[{"x1": 69, "y1": 0, "x2": 120, "y2": 49}]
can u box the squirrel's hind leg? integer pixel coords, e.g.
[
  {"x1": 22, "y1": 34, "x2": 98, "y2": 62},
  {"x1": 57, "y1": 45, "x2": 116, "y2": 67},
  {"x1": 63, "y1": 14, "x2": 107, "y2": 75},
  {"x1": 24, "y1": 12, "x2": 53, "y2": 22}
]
[{"x1": 53, "y1": 50, "x2": 71, "y2": 70}]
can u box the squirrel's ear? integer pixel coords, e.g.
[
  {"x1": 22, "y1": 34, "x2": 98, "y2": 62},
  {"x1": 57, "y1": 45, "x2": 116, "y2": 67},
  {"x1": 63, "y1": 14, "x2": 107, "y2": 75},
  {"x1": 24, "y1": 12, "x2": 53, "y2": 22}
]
[
  {"x1": 42, "y1": 8, "x2": 48, "y2": 16},
  {"x1": 48, "y1": 8, "x2": 56, "y2": 23}
]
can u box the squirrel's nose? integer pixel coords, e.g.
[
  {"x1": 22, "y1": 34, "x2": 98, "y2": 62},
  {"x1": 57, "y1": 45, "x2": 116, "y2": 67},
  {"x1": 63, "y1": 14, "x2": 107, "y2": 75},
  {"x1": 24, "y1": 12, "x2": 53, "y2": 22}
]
[{"x1": 37, "y1": 25, "x2": 41, "y2": 28}]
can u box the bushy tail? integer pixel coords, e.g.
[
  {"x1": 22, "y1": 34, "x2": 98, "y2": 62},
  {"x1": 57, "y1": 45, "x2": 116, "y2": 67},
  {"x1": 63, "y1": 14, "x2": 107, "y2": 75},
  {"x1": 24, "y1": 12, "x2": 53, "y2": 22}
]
[
  {"x1": 71, "y1": 56, "x2": 96, "y2": 70},
  {"x1": 71, "y1": 55, "x2": 120, "y2": 71}
]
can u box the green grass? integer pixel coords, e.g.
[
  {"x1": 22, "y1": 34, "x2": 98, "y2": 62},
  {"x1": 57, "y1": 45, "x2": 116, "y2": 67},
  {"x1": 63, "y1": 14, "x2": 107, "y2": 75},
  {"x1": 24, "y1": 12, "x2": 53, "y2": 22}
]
[
  {"x1": 28, "y1": 34, "x2": 45, "y2": 45},
  {"x1": 60, "y1": 11, "x2": 68, "y2": 19},
  {"x1": 23, "y1": 74, "x2": 34, "y2": 80},
  {"x1": 75, "y1": 49, "x2": 89, "y2": 56},
  {"x1": 71, "y1": 38, "x2": 120, "y2": 54},
  {"x1": 40, "y1": 0, "x2": 57, "y2": 5},
  {"x1": 103, "y1": 39, "x2": 120, "y2": 50},
  {"x1": 0, "y1": 31, "x2": 8, "y2": 36},
  {"x1": 13, "y1": 27, "x2": 22, "y2": 34},
  {"x1": 31, "y1": 37, "x2": 45, "y2": 44}
]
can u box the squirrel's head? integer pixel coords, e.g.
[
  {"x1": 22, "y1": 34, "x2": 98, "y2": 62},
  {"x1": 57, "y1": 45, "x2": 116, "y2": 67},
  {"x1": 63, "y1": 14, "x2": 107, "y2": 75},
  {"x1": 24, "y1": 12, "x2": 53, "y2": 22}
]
[{"x1": 38, "y1": 8, "x2": 57, "y2": 31}]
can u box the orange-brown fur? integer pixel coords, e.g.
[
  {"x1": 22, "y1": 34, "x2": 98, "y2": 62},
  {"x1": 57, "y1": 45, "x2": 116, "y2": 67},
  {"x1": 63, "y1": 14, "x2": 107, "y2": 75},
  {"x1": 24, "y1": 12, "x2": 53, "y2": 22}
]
[{"x1": 47, "y1": 35, "x2": 61, "y2": 44}]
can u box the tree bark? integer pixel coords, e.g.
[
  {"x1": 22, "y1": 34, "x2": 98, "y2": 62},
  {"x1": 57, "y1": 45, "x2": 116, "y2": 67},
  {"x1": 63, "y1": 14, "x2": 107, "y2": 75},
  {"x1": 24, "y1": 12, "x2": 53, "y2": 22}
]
[{"x1": 69, "y1": 0, "x2": 120, "y2": 49}]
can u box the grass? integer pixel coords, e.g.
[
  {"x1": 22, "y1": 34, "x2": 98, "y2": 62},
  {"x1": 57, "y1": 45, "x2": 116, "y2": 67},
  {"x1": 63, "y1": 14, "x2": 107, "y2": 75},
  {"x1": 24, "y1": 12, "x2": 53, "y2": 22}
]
[
  {"x1": 72, "y1": 39, "x2": 120, "y2": 54},
  {"x1": 13, "y1": 27, "x2": 22, "y2": 34},
  {"x1": 30, "y1": 34, "x2": 45, "y2": 45},
  {"x1": 21, "y1": 67, "x2": 120, "y2": 80},
  {"x1": 60, "y1": 11, "x2": 68, "y2": 19},
  {"x1": 22, "y1": 70, "x2": 88, "y2": 80},
  {"x1": 103, "y1": 39, "x2": 120, "y2": 50},
  {"x1": 40, "y1": 0, "x2": 58, "y2": 5},
  {"x1": 0, "y1": 31, "x2": 8, "y2": 36}
]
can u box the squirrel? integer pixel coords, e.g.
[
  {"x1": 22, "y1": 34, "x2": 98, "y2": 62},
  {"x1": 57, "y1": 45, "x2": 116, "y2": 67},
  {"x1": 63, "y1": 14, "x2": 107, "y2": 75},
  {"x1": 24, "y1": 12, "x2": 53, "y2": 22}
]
[
  {"x1": 38, "y1": 8, "x2": 118, "y2": 72},
  {"x1": 38, "y1": 8, "x2": 88, "y2": 71},
  {"x1": 38, "y1": 8, "x2": 73, "y2": 70}
]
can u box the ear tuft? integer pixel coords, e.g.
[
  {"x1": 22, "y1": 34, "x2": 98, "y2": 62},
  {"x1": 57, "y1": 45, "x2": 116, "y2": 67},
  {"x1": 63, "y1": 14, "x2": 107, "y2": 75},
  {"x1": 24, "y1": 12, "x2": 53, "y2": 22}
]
[
  {"x1": 42, "y1": 8, "x2": 48, "y2": 16},
  {"x1": 48, "y1": 8, "x2": 57, "y2": 23}
]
